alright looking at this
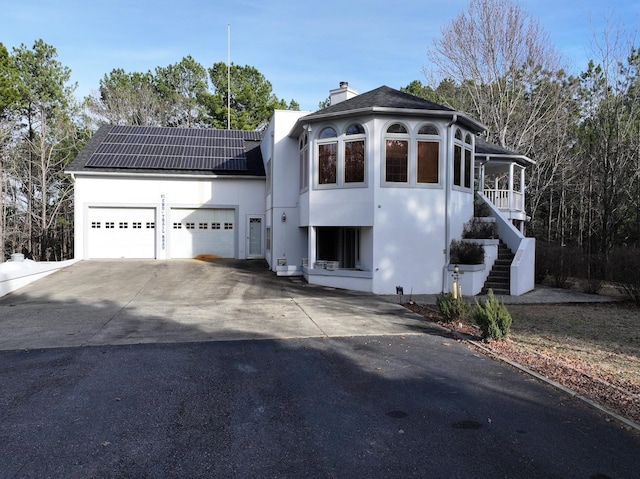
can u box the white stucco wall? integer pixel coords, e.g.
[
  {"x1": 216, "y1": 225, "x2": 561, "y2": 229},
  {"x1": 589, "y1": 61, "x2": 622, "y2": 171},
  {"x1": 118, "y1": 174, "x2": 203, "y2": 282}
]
[
  {"x1": 73, "y1": 174, "x2": 265, "y2": 260},
  {"x1": 261, "y1": 110, "x2": 310, "y2": 271},
  {"x1": 265, "y1": 112, "x2": 477, "y2": 294}
]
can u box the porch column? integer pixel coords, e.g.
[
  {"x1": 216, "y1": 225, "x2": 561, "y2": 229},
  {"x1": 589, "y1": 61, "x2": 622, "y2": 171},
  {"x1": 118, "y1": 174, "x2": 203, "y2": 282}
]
[
  {"x1": 508, "y1": 163, "x2": 514, "y2": 211},
  {"x1": 309, "y1": 226, "x2": 317, "y2": 267}
]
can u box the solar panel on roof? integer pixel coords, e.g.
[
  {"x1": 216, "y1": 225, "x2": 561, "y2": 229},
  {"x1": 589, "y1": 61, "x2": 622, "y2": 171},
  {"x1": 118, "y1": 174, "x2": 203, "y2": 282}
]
[{"x1": 85, "y1": 125, "x2": 260, "y2": 171}]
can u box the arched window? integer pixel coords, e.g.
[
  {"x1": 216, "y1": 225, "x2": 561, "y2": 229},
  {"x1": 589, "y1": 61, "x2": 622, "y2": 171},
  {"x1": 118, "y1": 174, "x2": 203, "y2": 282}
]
[
  {"x1": 385, "y1": 123, "x2": 409, "y2": 183},
  {"x1": 319, "y1": 127, "x2": 337, "y2": 139},
  {"x1": 344, "y1": 123, "x2": 365, "y2": 183},
  {"x1": 417, "y1": 123, "x2": 440, "y2": 184},
  {"x1": 418, "y1": 124, "x2": 439, "y2": 135},
  {"x1": 318, "y1": 127, "x2": 337, "y2": 185},
  {"x1": 453, "y1": 128, "x2": 472, "y2": 189}
]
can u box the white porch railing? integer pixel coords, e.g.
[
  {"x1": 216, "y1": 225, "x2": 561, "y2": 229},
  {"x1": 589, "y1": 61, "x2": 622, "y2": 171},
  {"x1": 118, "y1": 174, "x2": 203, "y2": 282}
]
[{"x1": 483, "y1": 189, "x2": 524, "y2": 212}]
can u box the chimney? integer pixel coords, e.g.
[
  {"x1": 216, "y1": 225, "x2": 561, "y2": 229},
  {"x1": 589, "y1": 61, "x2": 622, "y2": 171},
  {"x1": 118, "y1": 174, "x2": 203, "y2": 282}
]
[{"x1": 329, "y1": 81, "x2": 358, "y2": 105}]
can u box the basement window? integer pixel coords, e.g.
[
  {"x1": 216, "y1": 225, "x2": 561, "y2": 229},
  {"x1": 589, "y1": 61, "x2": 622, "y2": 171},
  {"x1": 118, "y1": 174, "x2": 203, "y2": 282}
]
[{"x1": 315, "y1": 226, "x2": 361, "y2": 269}]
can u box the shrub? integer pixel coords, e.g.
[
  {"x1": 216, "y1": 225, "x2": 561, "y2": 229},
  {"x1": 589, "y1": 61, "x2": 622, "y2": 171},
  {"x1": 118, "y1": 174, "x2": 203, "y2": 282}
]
[
  {"x1": 473, "y1": 290, "x2": 512, "y2": 340},
  {"x1": 462, "y1": 218, "x2": 495, "y2": 239},
  {"x1": 535, "y1": 243, "x2": 578, "y2": 288},
  {"x1": 609, "y1": 247, "x2": 640, "y2": 306},
  {"x1": 436, "y1": 293, "x2": 471, "y2": 323},
  {"x1": 450, "y1": 239, "x2": 484, "y2": 265},
  {"x1": 474, "y1": 195, "x2": 492, "y2": 217}
]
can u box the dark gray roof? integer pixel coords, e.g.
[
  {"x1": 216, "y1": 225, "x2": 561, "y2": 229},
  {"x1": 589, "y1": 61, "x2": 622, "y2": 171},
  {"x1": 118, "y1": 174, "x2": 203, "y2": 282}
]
[
  {"x1": 475, "y1": 137, "x2": 535, "y2": 165},
  {"x1": 67, "y1": 125, "x2": 265, "y2": 176},
  {"x1": 294, "y1": 85, "x2": 484, "y2": 134},
  {"x1": 306, "y1": 85, "x2": 454, "y2": 118}
]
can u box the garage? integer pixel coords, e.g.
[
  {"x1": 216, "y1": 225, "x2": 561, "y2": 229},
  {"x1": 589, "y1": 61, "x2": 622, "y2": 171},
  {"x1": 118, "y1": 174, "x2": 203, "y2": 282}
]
[
  {"x1": 169, "y1": 208, "x2": 235, "y2": 258},
  {"x1": 87, "y1": 207, "x2": 156, "y2": 259}
]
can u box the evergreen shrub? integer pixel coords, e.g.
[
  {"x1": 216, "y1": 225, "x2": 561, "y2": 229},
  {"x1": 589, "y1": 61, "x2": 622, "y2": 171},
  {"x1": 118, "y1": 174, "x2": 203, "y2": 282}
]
[
  {"x1": 436, "y1": 293, "x2": 471, "y2": 323},
  {"x1": 473, "y1": 290, "x2": 512, "y2": 340}
]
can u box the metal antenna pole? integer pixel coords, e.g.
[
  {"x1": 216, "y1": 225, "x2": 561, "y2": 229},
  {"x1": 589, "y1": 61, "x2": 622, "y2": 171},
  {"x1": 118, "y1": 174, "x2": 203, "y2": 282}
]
[{"x1": 227, "y1": 23, "x2": 231, "y2": 130}]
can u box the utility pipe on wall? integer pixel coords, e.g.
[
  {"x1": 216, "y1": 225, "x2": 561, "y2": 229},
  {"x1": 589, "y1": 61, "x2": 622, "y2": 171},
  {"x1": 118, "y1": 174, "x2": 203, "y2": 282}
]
[{"x1": 442, "y1": 114, "x2": 457, "y2": 293}]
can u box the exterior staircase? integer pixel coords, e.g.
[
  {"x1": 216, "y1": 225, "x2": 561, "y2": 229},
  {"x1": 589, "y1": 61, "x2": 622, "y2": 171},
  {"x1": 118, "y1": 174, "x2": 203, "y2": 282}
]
[{"x1": 480, "y1": 241, "x2": 514, "y2": 295}]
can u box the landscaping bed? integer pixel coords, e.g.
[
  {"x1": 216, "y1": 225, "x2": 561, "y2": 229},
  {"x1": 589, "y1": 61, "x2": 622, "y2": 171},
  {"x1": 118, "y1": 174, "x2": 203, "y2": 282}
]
[{"x1": 405, "y1": 302, "x2": 640, "y2": 427}]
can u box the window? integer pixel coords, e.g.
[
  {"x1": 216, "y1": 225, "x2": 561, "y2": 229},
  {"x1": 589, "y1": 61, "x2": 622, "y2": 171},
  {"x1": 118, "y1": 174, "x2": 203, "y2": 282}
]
[
  {"x1": 173, "y1": 223, "x2": 182, "y2": 229},
  {"x1": 185, "y1": 222, "x2": 195, "y2": 230},
  {"x1": 464, "y1": 134, "x2": 473, "y2": 188},
  {"x1": 344, "y1": 124, "x2": 365, "y2": 183},
  {"x1": 453, "y1": 129, "x2": 473, "y2": 189},
  {"x1": 132, "y1": 222, "x2": 142, "y2": 229},
  {"x1": 385, "y1": 123, "x2": 409, "y2": 183},
  {"x1": 454, "y1": 144, "x2": 462, "y2": 186},
  {"x1": 105, "y1": 222, "x2": 115, "y2": 229},
  {"x1": 417, "y1": 123, "x2": 440, "y2": 184},
  {"x1": 198, "y1": 222, "x2": 208, "y2": 229},
  {"x1": 212, "y1": 222, "x2": 221, "y2": 230},
  {"x1": 224, "y1": 222, "x2": 233, "y2": 230},
  {"x1": 91, "y1": 222, "x2": 101, "y2": 229},
  {"x1": 318, "y1": 127, "x2": 337, "y2": 185},
  {"x1": 266, "y1": 159, "x2": 272, "y2": 195},
  {"x1": 119, "y1": 222, "x2": 128, "y2": 229},
  {"x1": 299, "y1": 135, "x2": 309, "y2": 191},
  {"x1": 316, "y1": 226, "x2": 361, "y2": 269},
  {"x1": 146, "y1": 222, "x2": 155, "y2": 229},
  {"x1": 266, "y1": 227, "x2": 271, "y2": 251}
]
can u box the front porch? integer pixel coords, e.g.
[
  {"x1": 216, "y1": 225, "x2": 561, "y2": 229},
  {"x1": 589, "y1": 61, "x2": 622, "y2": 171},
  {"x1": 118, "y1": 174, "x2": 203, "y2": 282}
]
[{"x1": 475, "y1": 138, "x2": 535, "y2": 233}]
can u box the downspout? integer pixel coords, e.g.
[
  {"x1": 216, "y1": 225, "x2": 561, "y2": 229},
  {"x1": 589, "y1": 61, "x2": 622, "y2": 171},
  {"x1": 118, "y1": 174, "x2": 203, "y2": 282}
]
[{"x1": 442, "y1": 114, "x2": 457, "y2": 293}]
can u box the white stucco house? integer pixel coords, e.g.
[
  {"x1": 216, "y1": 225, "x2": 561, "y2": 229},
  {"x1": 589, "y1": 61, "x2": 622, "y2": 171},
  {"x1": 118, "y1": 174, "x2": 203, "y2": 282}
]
[{"x1": 67, "y1": 83, "x2": 535, "y2": 296}]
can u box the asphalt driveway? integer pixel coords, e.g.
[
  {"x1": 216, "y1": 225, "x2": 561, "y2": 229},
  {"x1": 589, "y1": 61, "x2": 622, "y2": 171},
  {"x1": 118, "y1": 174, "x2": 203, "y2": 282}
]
[{"x1": 0, "y1": 259, "x2": 431, "y2": 350}]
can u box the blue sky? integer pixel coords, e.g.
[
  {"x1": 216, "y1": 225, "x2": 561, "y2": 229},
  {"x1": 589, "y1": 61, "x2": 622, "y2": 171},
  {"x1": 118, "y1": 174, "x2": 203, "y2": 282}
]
[{"x1": 1, "y1": 0, "x2": 638, "y2": 112}]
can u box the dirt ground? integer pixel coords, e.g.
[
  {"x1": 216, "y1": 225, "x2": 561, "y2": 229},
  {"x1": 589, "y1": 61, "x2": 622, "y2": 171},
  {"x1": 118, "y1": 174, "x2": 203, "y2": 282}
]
[{"x1": 405, "y1": 302, "x2": 640, "y2": 427}]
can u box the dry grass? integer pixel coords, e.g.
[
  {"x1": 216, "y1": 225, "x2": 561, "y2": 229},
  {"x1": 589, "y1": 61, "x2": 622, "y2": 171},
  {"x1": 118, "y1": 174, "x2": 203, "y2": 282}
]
[
  {"x1": 508, "y1": 303, "x2": 640, "y2": 385},
  {"x1": 406, "y1": 301, "x2": 640, "y2": 426}
]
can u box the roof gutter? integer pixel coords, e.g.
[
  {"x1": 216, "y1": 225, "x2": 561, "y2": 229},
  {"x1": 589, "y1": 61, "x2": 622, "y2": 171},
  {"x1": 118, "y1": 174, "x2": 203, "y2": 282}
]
[
  {"x1": 289, "y1": 108, "x2": 485, "y2": 138},
  {"x1": 64, "y1": 170, "x2": 266, "y2": 180}
]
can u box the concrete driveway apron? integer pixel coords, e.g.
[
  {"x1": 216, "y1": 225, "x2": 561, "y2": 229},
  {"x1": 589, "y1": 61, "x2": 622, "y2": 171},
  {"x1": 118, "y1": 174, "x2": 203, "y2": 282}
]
[{"x1": 0, "y1": 259, "x2": 431, "y2": 350}]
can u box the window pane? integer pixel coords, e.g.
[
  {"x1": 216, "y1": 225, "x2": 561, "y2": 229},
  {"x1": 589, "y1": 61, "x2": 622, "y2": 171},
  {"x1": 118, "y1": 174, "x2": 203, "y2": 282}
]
[
  {"x1": 346, "y1": 124, "x2": 364, "y2": 135},
  {"x1": 417, "y1": 141, "x2": 439, "y2": 183},
  {"x1": 345, "y1": 140, "x2": 365, "y2": 183},
  {"x1": 387, "y1": 123, "x2": 408, "y2": 134},
  {"x1": 454, "y1": 129, "x2": 462, "y2": 140},
  {"x1": 418, "y1": 124, "x2": 439, "y2": 135},
  {"x1": 465, "y1": 133, "x2": 472, "y2": 144},
  {"x1": 318, "y1": 142, "x2": 337, "y2": 184},
  {"x1": 319, "y1": 127, "x2": 337, "y2": 139},
  {"x1": 464, "y1": 148, "x2": 472, "y2": 188},
  {"x1": 454, "y1": 144, "x2": 462, "y2": 186},
  {"x1": 385, "y1": 139, "x2": 408, "y2": 182}
]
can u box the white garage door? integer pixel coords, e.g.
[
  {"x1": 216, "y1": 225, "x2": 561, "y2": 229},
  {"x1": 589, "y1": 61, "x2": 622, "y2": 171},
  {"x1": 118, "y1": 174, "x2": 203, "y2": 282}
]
[
  {"x1": 88, "y1": 207, "x2": 156, "y2": 259},
  {"x1": 169, "y1": 208, "x2": 235, "y2": 258}
]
